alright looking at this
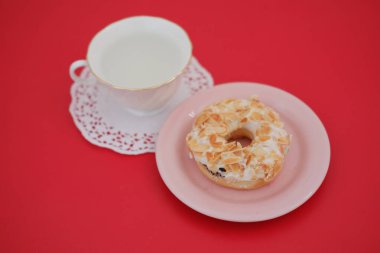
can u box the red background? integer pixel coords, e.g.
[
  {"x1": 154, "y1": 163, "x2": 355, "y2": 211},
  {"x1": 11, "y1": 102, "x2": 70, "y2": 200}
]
[{"x1": 1, "y1": 0, "x2": 380, "y2": 252}]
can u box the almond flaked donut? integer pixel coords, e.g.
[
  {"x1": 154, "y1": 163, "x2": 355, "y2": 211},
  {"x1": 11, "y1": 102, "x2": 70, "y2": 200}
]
[{"x1": 186, "y1": 97, "x2": 291, "y2": 190}]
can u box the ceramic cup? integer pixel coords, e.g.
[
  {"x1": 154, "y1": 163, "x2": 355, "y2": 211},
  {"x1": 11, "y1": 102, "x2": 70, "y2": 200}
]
[{"x1": 69, "y1": 16, "x2": 192, "y2": 116}]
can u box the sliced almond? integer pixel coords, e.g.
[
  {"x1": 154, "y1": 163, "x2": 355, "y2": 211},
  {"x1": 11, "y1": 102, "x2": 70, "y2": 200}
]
[
  {"x1": 206, "y1": 152, "x2": 213, "y2": 161},
  {"x1": 210, "y1": 134, "x2": 217, "y2": 143},
  {"x1": 221, "y1": 148, "x2": 245, "y2": 159},
  {"x1": 223, "y1": 156, "x2": 242, "y2": 164},
  {"x1": 246, "y1": 154, "x2": 253, "y2": 166},
  {"x1": 195, "y1": 113, "x2": 209, "y2": 126},
  {"x1": 227, "y1": 163, "x2": 244, "y2": 176},
  {"x1": 273, "y1": 160, "x2": 282, "y2": 173},
  {"x1": 210, "y1": 113, "x2": 221, "y2": 122},
  {"x1": 242, "y1": 148, "x2": 251, "y2": 155},
  {"x1": 187, "y1": 138, "x2": 197, "y2": 147},
  {"x1": 250, "y1": 112, "x2": 263, "y2": 121},
  {"x1": 204, "y1": 124, "x2": 228, "y2": 136},
  {"x1": 233, "y1": 150, "x2": 243, "y2": 156},
  {"x1": 268, "y1": 110, "x2": 278, "y2": 121},
  {"x1": 186, "y1": 134, "x2": 192, "y2": 142},
  {"x1": 189, "y1": 144, "x2": 209, "y2": 152},
  {"x1": 211, "y1": 142, "x2": 223, "y2": 148},
  {"x1": 251, "y1": 100, "x2": 264, "y2": 109},
  {"x1": 211, "y1": 152, "x2": 221, "y2": 162},
  {"x1": 259, "y1": 136, "x2": 270, "y2": 142},
  {"x1": 210, "y1": 134, "x2": 224, "y2": 148},
  {"x1": 192, "y1": 151, "x2": 204, "y2": 157},
  {"x1": 224, "y1": 142, "x2": 237, "y2": 151},
  {"x1": 222, "y1": 112, "x2": 239, "y2": 121},
  {"x1": 222, "y1": 98, "x2": 235, "y2": 104},
  {"x1": 221, "y1": 151, "x2": 235, "y2": 159},
  {"x1": 235, "y1": 107, "x2": 247, "y2": 113},
  {"x1": 278, "y1": 136, "x2": 289, "y2": 144},
  {"x1": 240, "y1": 117, "x2": 248, "y2": 123},
  {"x1": 261, "y1": 124, "x2": 271, "y2": 135},
  {"x1": 256, "y1": 124, "x2": 271, "y2": 136}
]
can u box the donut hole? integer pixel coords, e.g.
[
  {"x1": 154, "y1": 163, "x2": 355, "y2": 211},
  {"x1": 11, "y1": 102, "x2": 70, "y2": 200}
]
[{"x1": 227, "y1": 128, "x2": 254, "y2": 148}]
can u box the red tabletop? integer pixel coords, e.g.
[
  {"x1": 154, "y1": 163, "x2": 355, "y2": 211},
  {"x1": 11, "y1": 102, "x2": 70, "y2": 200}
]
[{"x1": 1, "y1": 0, "x2": 379, "y2": 252}]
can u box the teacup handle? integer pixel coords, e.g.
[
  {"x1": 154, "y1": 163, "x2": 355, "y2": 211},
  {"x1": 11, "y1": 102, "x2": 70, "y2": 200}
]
[{"x1": 69, "y1": 60, "x2": 88, "y2": 83}]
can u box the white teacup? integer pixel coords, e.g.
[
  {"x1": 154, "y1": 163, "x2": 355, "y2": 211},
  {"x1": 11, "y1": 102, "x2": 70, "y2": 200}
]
[{"x1": 69, "y1": 16, "x2": 192, "y2": 116}]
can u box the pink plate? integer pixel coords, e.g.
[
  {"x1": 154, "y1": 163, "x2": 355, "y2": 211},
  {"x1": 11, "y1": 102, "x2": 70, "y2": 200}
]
[{"x1": 155, "y1": 82, "x2": 330, "y2": 222}]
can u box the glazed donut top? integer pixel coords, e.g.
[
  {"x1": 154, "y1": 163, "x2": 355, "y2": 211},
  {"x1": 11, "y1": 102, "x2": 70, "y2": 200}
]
[{"x1": 186, "y1": 97, "x2": 291, "y2": 182}]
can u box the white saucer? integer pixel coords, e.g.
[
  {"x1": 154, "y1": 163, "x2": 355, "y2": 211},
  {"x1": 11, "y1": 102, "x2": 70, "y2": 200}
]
[{"x1": 69, "y1": 57, "x2": 214, "y2": 154}]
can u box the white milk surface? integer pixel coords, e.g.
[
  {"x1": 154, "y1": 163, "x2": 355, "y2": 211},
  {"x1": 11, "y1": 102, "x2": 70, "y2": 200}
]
[{"x1": 101, "y1": 33, "x2": 184, "y2": 89}]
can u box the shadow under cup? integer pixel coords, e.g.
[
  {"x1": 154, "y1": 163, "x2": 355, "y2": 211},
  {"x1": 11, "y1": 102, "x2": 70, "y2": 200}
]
[{"x1": 71, "y1": 16, "x2": 193, "y2": 116}]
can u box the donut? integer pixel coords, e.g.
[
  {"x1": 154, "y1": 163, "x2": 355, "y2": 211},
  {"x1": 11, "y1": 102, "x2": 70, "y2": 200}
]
[{"x1": 186, "y1": 97, "x2": 291, "y2": 190}]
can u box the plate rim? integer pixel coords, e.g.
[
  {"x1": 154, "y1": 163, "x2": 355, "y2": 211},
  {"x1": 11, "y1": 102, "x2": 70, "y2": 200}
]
[{"x1": 155, "y1": 82, "x2": 331, "y2": 222}]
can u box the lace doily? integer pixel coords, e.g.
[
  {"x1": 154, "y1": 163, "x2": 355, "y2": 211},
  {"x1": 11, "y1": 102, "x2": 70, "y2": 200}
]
[{"x1": 69, "y1": 57, "x2": 214, "y2": 154}]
